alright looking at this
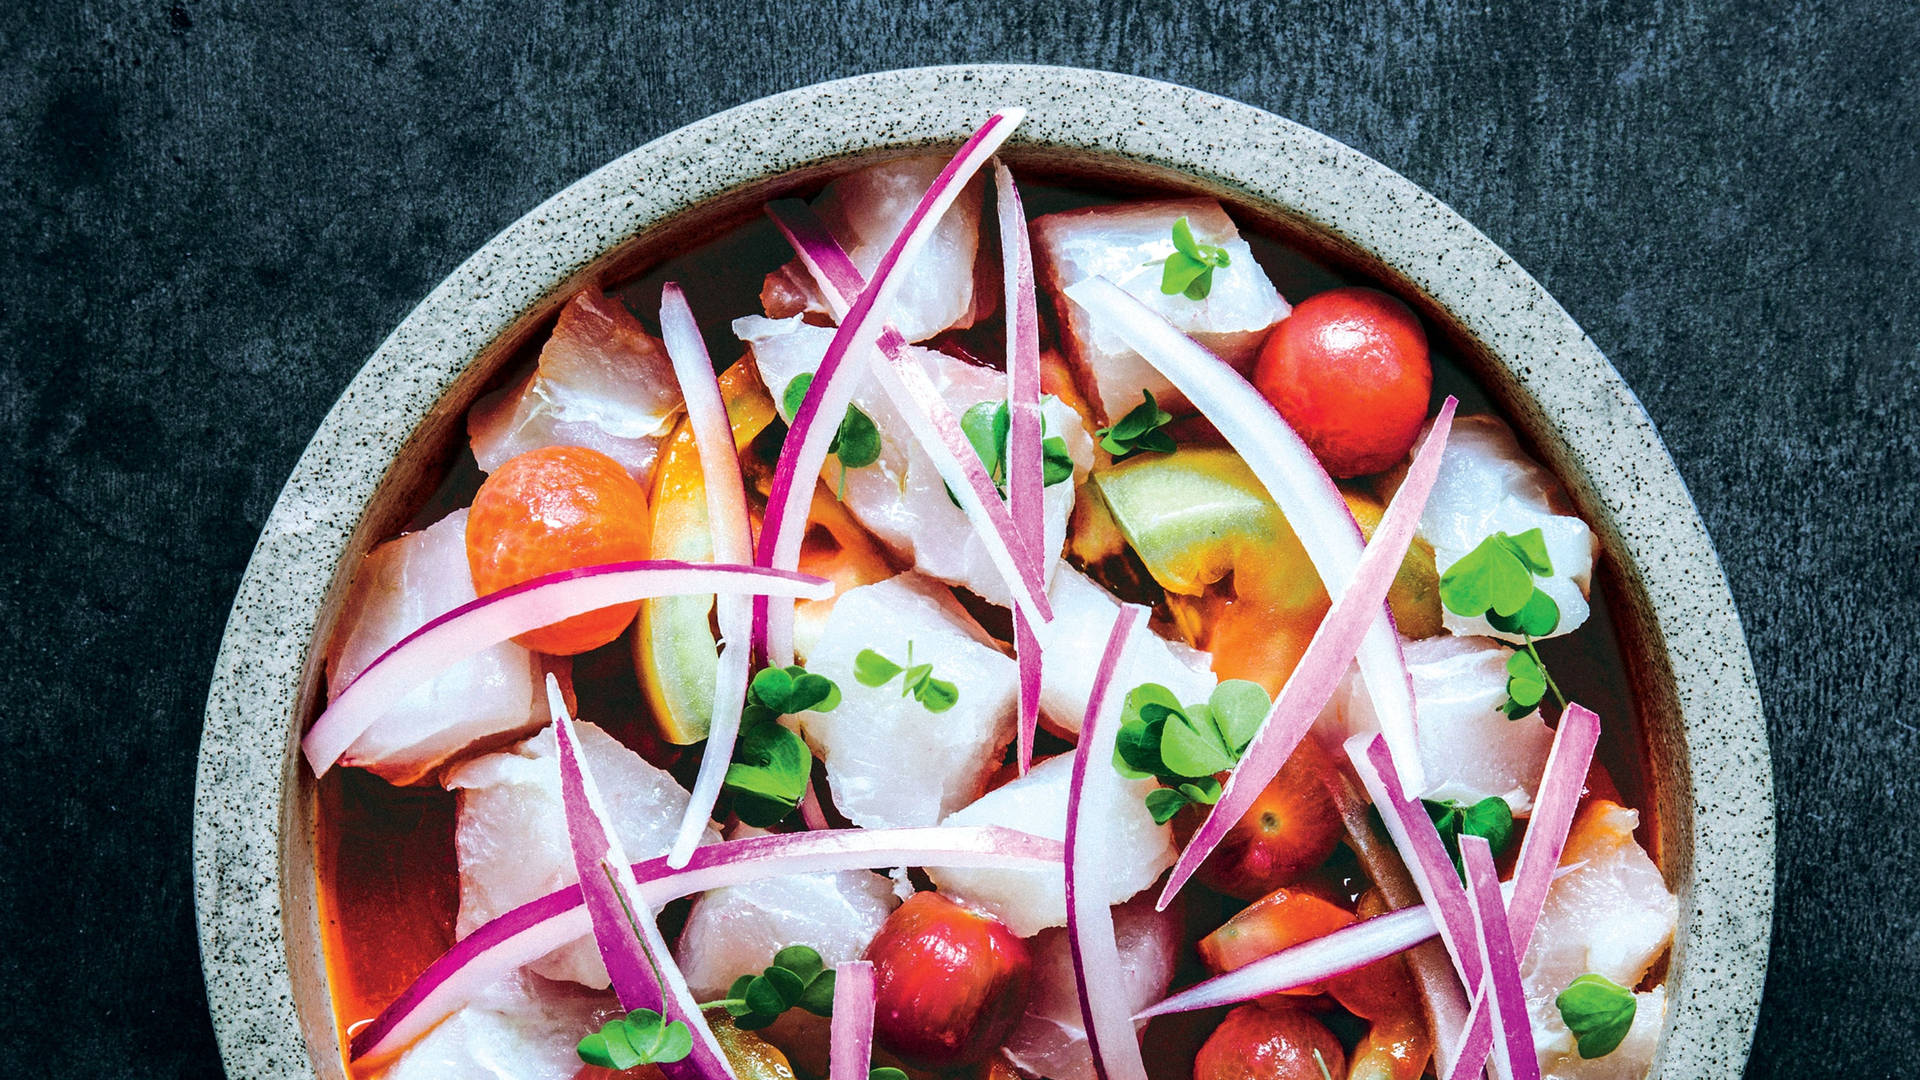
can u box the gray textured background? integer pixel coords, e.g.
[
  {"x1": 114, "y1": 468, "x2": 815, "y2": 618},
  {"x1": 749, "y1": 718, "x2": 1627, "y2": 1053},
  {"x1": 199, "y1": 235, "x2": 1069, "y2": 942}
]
[{"x1": 3, "y1": 1, "x2": 1914, "y2": 1077}]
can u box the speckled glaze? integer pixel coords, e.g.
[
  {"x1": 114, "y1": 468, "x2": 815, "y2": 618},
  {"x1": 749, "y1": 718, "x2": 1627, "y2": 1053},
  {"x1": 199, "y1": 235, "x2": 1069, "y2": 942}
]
[{"x1": 195, "y1": 65, "x2": 1772, "y2": 1080}]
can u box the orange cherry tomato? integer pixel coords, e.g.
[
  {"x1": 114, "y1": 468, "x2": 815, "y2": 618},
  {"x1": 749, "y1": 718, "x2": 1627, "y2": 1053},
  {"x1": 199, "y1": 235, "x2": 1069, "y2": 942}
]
[
  {"x1": 1254, "y1": 287, "x2": 1432, "y2": 478},
  {"x1": 1194, "y1": 1004, "x2": 1346, "y2": 1080},
  {"x1": 1179, "y1": 739, "x2": 1345, "y2": 900},
  {"x1": 1198, "y1": 885, "x2": 1355, "y2": 996},
  {"x1": 466, "y1": 445, "x2": 652, "y2": 655}
]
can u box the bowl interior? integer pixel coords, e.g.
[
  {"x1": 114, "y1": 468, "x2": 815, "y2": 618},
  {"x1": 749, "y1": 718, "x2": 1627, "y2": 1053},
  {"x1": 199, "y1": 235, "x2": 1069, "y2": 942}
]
[{"x1": 196, "y1": 64, "x2": 1771, "y2": 1080}]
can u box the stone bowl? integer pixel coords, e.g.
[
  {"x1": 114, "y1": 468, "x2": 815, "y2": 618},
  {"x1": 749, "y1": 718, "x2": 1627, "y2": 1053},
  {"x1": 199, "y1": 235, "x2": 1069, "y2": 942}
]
[{"x1": 194, "y1": 64, "x2": 1773, "y2": 1080}]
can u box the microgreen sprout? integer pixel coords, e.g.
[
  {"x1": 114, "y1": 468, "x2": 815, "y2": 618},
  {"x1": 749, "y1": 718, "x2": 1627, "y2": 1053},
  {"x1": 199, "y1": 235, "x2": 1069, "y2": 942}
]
[
  {"x1": 1157, "y1": 216, "x2": 1232, "y2": 300},
  {"x1": 785, "y1": 373, "x2": 882, "y2": 497},
  {"x1": 960, "y1": 399, "x2": 1074, "y2": 494},
  {"x1": 1555, "y1": 973, "x2": 1637, "y2": 1059},
  {"x1": 1423, "y1": 796, "x2": 1516, "y2": 883},
  {"x1": 1113, "y1": 679, "x2": 1271, "y2": 823},
  {"x1": 1096, "y1": 390, "x2": 1176, "y2": 459},
  {"x1": 704, "y1": 944, "x2": 837, "y2": 1030},
  {"x1": 722, "y1": 665, "x2": 841, "y2": 827},
  {"x1": 854, "y1": 642, "x2": 959, "y2": 713},
  {"x1": 1437, "y1": 528, "x2": 1568, "y2": 717},
  {"x1": 577, "y1": 1008, "x2": 695, "y2": 1070}
]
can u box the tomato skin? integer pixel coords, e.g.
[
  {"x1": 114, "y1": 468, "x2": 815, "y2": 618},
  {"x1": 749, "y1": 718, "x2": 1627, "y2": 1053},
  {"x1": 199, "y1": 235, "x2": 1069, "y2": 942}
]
[
  {"x1": 466, "y1": 445, "x2": 652, "y2": 655},
  {"x1": 1198, "y1": 885, "x2": 1355, "y2": 996},
  {"x1": 866, "y1": 892, "x2": 1033, "y2": 1067},
  {"x1": 1179, "y1": 739, "x2": 1344, "y2": 900},
  {"x1": 1194, "y1": 1004, "x2": 1346, "y2": 1080},
  {"x1": 1254, "y1": 287, "x2": 1432, "y2": 478}
]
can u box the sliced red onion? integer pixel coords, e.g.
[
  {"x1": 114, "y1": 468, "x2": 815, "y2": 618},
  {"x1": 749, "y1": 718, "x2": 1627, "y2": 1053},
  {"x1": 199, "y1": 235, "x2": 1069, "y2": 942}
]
[
  {"x1": 1065, "y1": 603, "x2": 1150, "y2": 1080},
  {"x1": 303, "y1": 561, "x2": 832, "y2": 775},
  {"x1": 829, "y1": 960, "x2": 878, "y2": 1080},
  {"x1": 1461, "y1": 836, "x2": 1539, "y2": 1080},
  {"x1": 1158, "y1": 397, "x2": 1458, "y2": 908},
  {"x1": 1442, "y1": 992, "x2": 1495, "y2": 1080},
  {"x1": 995, "y1": 160, "x2": 1047, "y2": 774},
  {"x1": 1505, "y1": 703, "x2": 1600, "y2": 953},
  {"x1": 349, "y1": 824, "x2": 1061, "y2": 1062},
  {"x1": 1060, "y1": 277, "x2": 1424, "y2": 792},
  {"x1": 763, "y1": 196, "x2": 1052, "y2": 629},
  {"x1": 799, "y1": 777, "x2": 832, "y2": 831},
  {"x1": 549, "y1": 677, "x2": 736, "y2": 1080},
  {"x1": 756, "y1": 109, "x2": 1031, "y2": 665},
  {"x1": 660, "y1": 283, "x2": 756, "y2": 869},
  {"x1": 1348, "y1": 733, "x2": 1483, "y2": 992}
]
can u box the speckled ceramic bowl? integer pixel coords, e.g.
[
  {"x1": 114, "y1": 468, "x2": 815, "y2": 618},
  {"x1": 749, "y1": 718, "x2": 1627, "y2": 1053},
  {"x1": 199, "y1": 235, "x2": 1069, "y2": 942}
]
[{"x1": 195, "y1": 65, "x2": 1773, "y2": 1080}]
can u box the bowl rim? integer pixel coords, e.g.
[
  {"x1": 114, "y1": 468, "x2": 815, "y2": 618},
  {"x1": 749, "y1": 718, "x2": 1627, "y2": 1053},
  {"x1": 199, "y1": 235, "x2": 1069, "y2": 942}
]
[{"x1": 194, "y1": 63, "x2": 1773, "y2": 1079}]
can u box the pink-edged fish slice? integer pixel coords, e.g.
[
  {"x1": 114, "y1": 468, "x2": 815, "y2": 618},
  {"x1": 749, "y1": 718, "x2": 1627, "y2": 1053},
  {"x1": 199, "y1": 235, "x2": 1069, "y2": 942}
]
[
  {"x1": 755, "y1": 109, "x2": 1036, "y2": 666},
  {"x1": 548, "y1": 676, "x2": 737, "y2": 1080},
  {"x1": 1064, "y1": 602, "x2": 1151, "y2": 1080},
  {"x1": 1155, "y1": 395, "x2": 1459, "y2": 909},
  {"x1": 303, "y1": 560, "x2": 832, "y2": 775},
  {"x1": 658, "y1": 282, "x2": 757, "y2": 869},
  {"x1": 994, "y1": 160, "x2": 1048, "y2": 775}
]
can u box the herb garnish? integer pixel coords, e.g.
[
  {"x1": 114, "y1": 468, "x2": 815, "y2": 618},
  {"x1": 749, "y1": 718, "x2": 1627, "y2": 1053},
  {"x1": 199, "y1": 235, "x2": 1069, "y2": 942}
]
[
  {"x1": 854, "y1": 642, "x2": 958, "y2": 713},
  {"x1": 709, "y1": 944, "x2": 838, "y2": 1030},
  {"x1": 1158, "y1": 216, "x2": 1232, "y2": 300},
  {"x1": 1423, "y1": 796, "x2": 1516, "y2": 883},
  {"x1": 1437, "y1": 528, "x2": 1567, "y2": 717},
  {"x1": 577, "y1": 1008, "x2": 695, "y2": 1070},
  {"x1": 960, "y1": 400, "x2": 1074, "y2": 493},
  {"x1": 1555, "y1": 973, "x2": 1637, "y2": 1059},
  {"x1": 722, "y1": 665, "x2": 841, "y2": 827},
  {"x1": 1312, "y1": 1048, "x2": 1335, "y2": 1080},
  {"x1": 1096, "y1": 390, "x2": 1176, "y2": 459},
  {"x1": 1113, "y1": 680, "x2": 1272, "y2": 824},
  {"x1": 785, "y1": 373, "x2": 882, "y2": 470}
]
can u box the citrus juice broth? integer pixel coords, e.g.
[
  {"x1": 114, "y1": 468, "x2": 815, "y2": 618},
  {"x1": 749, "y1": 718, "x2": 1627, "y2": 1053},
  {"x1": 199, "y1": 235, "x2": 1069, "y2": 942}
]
[{"x1": 314, "y1": 173, "x2": 1656, "y2": 1079}]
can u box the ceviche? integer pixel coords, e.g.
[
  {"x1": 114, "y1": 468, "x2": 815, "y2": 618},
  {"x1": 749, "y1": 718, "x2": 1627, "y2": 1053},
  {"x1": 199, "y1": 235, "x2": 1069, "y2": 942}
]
[{"x1": 308, "y1": 110, "x2": 1675, "y2": 1080}]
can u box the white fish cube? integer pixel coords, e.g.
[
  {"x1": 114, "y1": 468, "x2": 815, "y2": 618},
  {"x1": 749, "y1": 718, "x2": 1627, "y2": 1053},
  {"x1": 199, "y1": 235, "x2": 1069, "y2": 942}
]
[
  {"x1": 1040, "y1": 565, "x2": 1215, "y2": 736},
  {"x1": 930, "y1": 753, "x2": 1175, "y2": 937},
  {"x1": 325, "y1": 508, "x2": 558, "y2": 785},
  {"x1": 444, "y1": 721, "x2": 716, "y2": 989},
  {"x1": 378, "y1": 971, "x2": 617, "y2": 1080},
  {"x1": 794, "y1": 574, "x2": 1019, "y2": 829},
  {"x1": 1034, "y1": 198, "x2": 1289, "y2": 424},
  {"x1": 1002, "y1": 898, "x2": 1180, "y2": 1080},
  {"x1": 674, "y1": 868, "x2": 900, "y2": 998}
]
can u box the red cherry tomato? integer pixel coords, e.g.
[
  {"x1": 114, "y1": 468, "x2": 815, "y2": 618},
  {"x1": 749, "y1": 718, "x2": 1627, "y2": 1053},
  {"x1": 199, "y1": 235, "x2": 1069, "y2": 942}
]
[
  {"x1": 866, "y1": 892, "x2": 1032, "y2": 1067},
  {"x1": 1254, "y1": 287, "x2": 1433, "y2": 478},
  {"x1": 1194, "y1": 1004, "x2": 1347, "y2": 1080},
  {"x1": 466, "y1": 445, "x2": 652, "y2": 655},
  {"x1": 1179, "y1": 738, "x2": 1344, "y2": 900}
]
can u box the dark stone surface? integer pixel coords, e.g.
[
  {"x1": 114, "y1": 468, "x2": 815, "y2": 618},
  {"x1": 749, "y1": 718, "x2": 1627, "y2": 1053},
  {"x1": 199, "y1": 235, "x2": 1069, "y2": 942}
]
[{"x1": 1, "y1": 2, "x2": 1912, "y2": 1077}]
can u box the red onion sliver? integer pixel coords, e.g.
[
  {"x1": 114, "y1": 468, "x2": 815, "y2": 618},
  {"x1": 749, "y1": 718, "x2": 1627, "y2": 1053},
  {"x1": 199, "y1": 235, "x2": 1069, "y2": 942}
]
[
  {"x1": 1348, "y1": 733, "x2": 1483, "y2": 990},
  {"x1": 1157, "y1": 397, "x2": 1458, "y2": 908},
  {"x1": 756, "y1": 109, "x2": 1029, "y2": 664},
  {"x1": 1066, "y1": 603, "x2": 1150, "y2": 1080},
  {"x1": 1443, "y1": 991, "x2": 1495, "y2": 1080},
  {"x1": 829, "y1": 960, "x2": 878, "y2": 1080},
  {"x1": 303, "y1": 560, "x2": 832, "y2": 775},
  {"x1": 1461, "y1": 836, "x2": 1539, "y2": 1080},
  {"x1": 1505, "y1": 703, "x2": 1601, "y2": 952},
  {"x1": 1060, "y1": 277, "x2": 1424, "y2": 792},
  {"x1": 660, "y1": 283, "x2": 756, "y2": 869},
  {"x1": 798, "y1": 777, "x2": 832, "y2": 831},
  {"x1": 763, "y1": 197, "x2": 1052, "y2": 628},
  {"x1": 549, "y1": 677, "x2": 736, "y2": 1080},
  {"x1": 348, "y1": 824, "x2": 1063, "y2": 1062},
  {"x1": 995, "y1": 160, "x2": 1047, "y2": 774}
]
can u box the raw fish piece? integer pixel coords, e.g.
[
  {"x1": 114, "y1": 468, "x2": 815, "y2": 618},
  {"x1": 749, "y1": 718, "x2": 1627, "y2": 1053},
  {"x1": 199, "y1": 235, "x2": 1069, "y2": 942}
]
[
  {"x1": 1033, "y1": 198, "x2": 1289, "y2": 423},
  {"x1": 1040, "y1": 566, "x2": 1215, "y2": 736},
  {"x1": 739, "y1": 314, "x2": 1092, "y2": 607},
  {"x1": 1415, "y1": 414, "x2": 1598, "y2": 642},
  {"x1": 444, "y1": 721, "x2": 717, "y2": 988},
  {"x1": 468, "y1": 286, "x2": 682, "y2": 480},
  {"x1": 326, "y1": 508, "x2": 559, "y2": 785},
  {"x1": 767, "y1": 156, "x2": 991, "y2": 342},
  {"x1": 930, "y1": 753, "x2": 1175, "y2": 937},
  {"x1": 1522, "y1": 801, "x2": 1677, "y2": 1080},
  {"x1": 1327, "y1": 635, "x2": 1557, "y2": 811},
  {"x1": 674, "y1": 866, "x2": 900, "y2": 997},
  {"x1": 1002, "y1": 898, "x2": 1180, "y2": 1080},
  {"x1": 792, "y1": 574, "x2": 1018, "y2": 829},
  {"x1": 377, "y1": 971, "x2": 617, "y2": 1080}
]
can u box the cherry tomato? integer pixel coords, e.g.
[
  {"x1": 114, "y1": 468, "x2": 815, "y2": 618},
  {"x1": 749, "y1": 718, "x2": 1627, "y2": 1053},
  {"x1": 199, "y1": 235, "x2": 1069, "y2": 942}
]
[
  {"x1": 466, "y1": 445, "x2": 652, "y2": 655},
  {"x1": 1254, "y1": 287, "x2": 1433, "y2": 478},
  {"x1": 866, "y1": 892, "x2": 1032, "y2": 1067},
  {"x1": 1179, "y1": 739, "x2": 1345, "y2": 900},
  {"x1": 1194, "y1": 1004, "x2": 1346, "y2": 1080},
  {"x1": 1327, "y1": 891, "x2": 1433, "y2": 1080},
  {"x1": 1197, "y1": 885, "x2": 1355, "y2": 996}
]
